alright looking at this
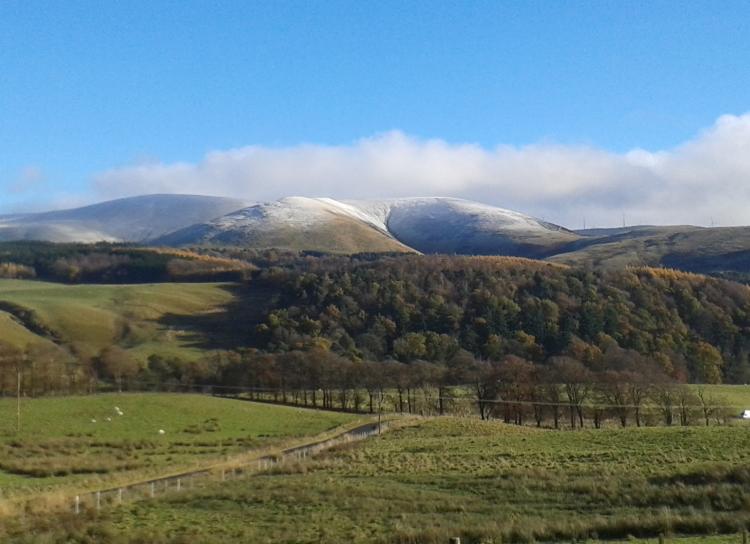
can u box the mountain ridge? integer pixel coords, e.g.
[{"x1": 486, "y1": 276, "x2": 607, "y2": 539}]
[
  {"x1": 4, "y1": 193, "x2": 750, "y2": 279},
  {"x1": 154, "y1": 195, "x2": 578, "y2": 256}
]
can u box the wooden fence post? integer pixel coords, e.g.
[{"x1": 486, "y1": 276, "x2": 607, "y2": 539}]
[
  {"x1": 96, "y1": 491, "x2": 101, "y2": 510},
  {"x1": 74, "y1": 495, "x2": 80, "y2": 514},
  {"x1": 118, "y1": 488, "x2": 123, "y2": 504},
  {"x1": 150, "y1": 482, "x2": 155, "y2": 498}
]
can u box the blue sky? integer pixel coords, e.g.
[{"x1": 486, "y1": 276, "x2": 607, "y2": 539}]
[{"x1": 2, "y1": 1, "x2": 750, "y2": 226}]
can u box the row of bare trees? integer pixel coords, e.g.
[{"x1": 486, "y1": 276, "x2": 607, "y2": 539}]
[
  {"x1": 0, "y1": 340, "x2": 740, "y2": 428},
  {"x1": 0, "y1": 341, "x2": 142, "y2": 396},
  {"x1": 217, "y1": 348, "x2": 740, "y2": 428}
]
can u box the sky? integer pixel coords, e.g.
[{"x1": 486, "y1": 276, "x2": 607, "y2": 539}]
[{"x1": 1, "y1": 1, "x2": 750, "y2": 227}]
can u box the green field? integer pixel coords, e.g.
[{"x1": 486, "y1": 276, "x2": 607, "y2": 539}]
[
  {"x1": 0, "y1": 393, "x2": 358, "y2": 496},
  {"x1": 0, "y1": 279, "x2": 236, "y2": 361},
  {"x1": 690, "y1": 385, "x2": 750, "y2": 410},
  {"x1": 30, "y1": 417, "x2": 749, "y2": 544}
]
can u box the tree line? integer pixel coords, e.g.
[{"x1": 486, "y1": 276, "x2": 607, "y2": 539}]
[
  {"x1": 1, "y1": 340, "x2": 740, "y2": 428},
  {"x1": 0, "y1": 242, "x2": 253, "y2": 283}
]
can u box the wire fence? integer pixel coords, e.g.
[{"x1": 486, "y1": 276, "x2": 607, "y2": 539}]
[{"x1": 69, "y1": 421, "x2": 384, "y2": 515}]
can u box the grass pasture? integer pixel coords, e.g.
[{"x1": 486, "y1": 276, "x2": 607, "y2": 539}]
[
  {"x1": 0, "y1": 393, "x2": 358, "y2": 496},
  {"x1": 28, "y1": 417, "x2": 750, "y2": 544},
  {"x1": 0, "y1": 279, "x2": 237, "y2": 361},
  {"x1": 691, "y1": 385, "x2": 750, "y2": 411}
]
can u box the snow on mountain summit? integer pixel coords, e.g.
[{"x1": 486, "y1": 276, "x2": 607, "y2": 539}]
[
  {"x1": 345, "y1": 197, "x2": 566, "y2": 235},
  {"x1": 158, "y1": 196, "x2": 577, "y2": 256},
  {"x1": 1, "y1": 194, "x2": 579, "y2": 255}
]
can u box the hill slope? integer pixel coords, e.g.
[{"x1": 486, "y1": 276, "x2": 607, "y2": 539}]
[
  {"x1": 0, "y1": 279, "x2": 237, "y2": 360},
  {"x1": 7, "y1": 194, "x2": 750, "y2": 278},
  {"x1": 155, "y1": 197, "x2": 416, "y2": 253},
  {"x1": 0, "y1": 194, "x2": 248, "y2": 243},
  {"x1": 158, "y1": 196, "x2": 577, "y2": 255},
  {"x1": 348, "y1": 197, "x2": 579, "y2": 256},
  {"x1": 550, "y1": 225, "x2": 750, "y2": 278}
]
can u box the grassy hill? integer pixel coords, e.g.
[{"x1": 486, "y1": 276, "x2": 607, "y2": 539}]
[
  {"x1": 549, "y1": 226, "x2": 750, "y2": 280},
  {"x1": 0, "y1": 393, "x2": 358, "y2": 496},
  {"x1": 0, "y1": 279, "x2": 238, "y2": 361},
  {"x1": 158, "y1": 214, "x2": 416, "y2": 254},
  {"x1": 24, "y1": 417, "x2": 750, "y2": 543}
]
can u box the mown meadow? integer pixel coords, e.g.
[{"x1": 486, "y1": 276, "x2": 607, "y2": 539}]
[
  {"x1": 0, "y1": 393, "x2": 358, "y2": 497},
  {"x1": 10, "y1": 416, "x2": 749, "y2": 544}
]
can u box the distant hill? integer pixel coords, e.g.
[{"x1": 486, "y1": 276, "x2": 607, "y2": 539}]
[
  {"x1": 6, "y1": 193, "x2": 750, "y2": 279},
  {"x1": 0, "y1": 194, "x2": 248, "y2": 243},
  {"x1": 550, "y1": 225, "x2": 750, "y2": 279},
  {"x1": 346, "y1": 197, "x2": 579, "y2": 257},
  {"x1": 156, "y1": 196, "x2": 578, "y2": 256},
  {"x1": 154, "y1": 197, "x2": 415, "y2": 254}
]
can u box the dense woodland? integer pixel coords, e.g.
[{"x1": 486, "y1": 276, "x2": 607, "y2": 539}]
[
  {"x1": 249, "y1": 256, "x2": 750, "y2": 384},
  {"x1": 2, "y1": 252, "x2": 750, "y2": 426}
]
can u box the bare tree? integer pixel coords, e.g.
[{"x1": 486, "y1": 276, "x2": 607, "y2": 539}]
[
  {"x1": 99, "y1": 346, "x2": 140, "y2": 392},
  {"x1": 550, "y1": 357, "x2": 591, "y2": 429},
  {"x1": 695, "y1": 386, "x2": 716, "y2": 426}
]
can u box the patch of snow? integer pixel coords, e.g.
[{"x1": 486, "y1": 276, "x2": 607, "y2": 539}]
[{"x1": 209, "y1": 196, "x2": 564, "y2": 238}]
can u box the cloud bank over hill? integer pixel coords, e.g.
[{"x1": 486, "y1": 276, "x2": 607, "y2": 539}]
[{"x1": 85, "y1": 113, "x2": 750, "y2": 228}]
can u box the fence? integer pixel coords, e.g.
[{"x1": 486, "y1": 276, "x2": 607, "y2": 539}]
[{"x1": 70, "y1": 421, "x2": 384, "y2": 514}]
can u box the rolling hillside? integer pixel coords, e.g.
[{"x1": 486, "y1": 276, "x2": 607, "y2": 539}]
[
  {"x1": 5, "y1": 194, "x2": 750, "y2": 279},
  {"x1": 0, "y1": 194, "x2": 248, "y2": 243},
  {"x1": 550, "y1": 225, "x2": 750, "y2": 278},
  {"x1": 155, "y1": 197, "x2": 415, "y2": 254},
  {"x1": 0, "y1": 280, "x2": 237, "y2": 361},
  {"x1": 157, "y1": 196, "x2": 578, "y2": 256}
]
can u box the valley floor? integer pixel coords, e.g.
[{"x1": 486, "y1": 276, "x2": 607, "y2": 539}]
[
  {"x1": 11, "y1": 416, "x2": 750, "y2": 543},
  {"x1": 0, "y1": 393, "x2": 359, "y2": 497}
]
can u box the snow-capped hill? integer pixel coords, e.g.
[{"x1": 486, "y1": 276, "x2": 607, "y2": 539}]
[
  {"x1": 156, "y1": 196, "x2": 577, "y2": 256},
  {"x1": 348, "y1": 197, "x2": 568, "y2": 233},
  {"x1": 154, "y1": 197, "x2": 413, "y2": 253},
  {"x1": 211, "y1": 197, "x2": 390, "y2": 234},
  {"x1": 0, "y1": 194, "x2": 248, "y2": 243},
  {"x1": 1, "y1": 194, "x2": 579, "y2": 255},
  {"x1": 346, "y1": 197, "x2": 578, "y2": 256}
]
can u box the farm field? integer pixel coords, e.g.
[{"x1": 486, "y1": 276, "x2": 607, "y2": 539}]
[
  {"x1": 0, "y1": 279, "x2": 237, "y2": 361},
  {"x1": 0, "y1": 393, "x2": 359, "y2": 496},
  {"x1": 690, "y1": 385, "x2": 750, "y2": 411},
  {"x1": 20, "y1": 416, "x2": 750, "y2": 544}
]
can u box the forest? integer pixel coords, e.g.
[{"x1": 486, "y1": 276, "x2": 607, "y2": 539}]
[
  {"x1": 2, "y1": 252, "x2": 750, "y2": 427},
  {"x1": 249, "y1": 255, "x2": 750, "y2": 385}
]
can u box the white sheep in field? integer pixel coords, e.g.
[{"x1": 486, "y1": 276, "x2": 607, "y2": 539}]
[
  {"x1": 91, "y1": 419, "x2": 97, "y2": 423},
  {"x1": 158, "y1": 429, "x2": 166, "y2": 435}
]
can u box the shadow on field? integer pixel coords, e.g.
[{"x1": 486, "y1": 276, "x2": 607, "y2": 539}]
[{"x1": 157, "y1": 282, "x2": 278, "y2": 350}]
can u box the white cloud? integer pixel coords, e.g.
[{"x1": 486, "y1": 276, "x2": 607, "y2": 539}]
[{"x1": 92, "y1": 113, "x2": 750, "y2": 228}]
